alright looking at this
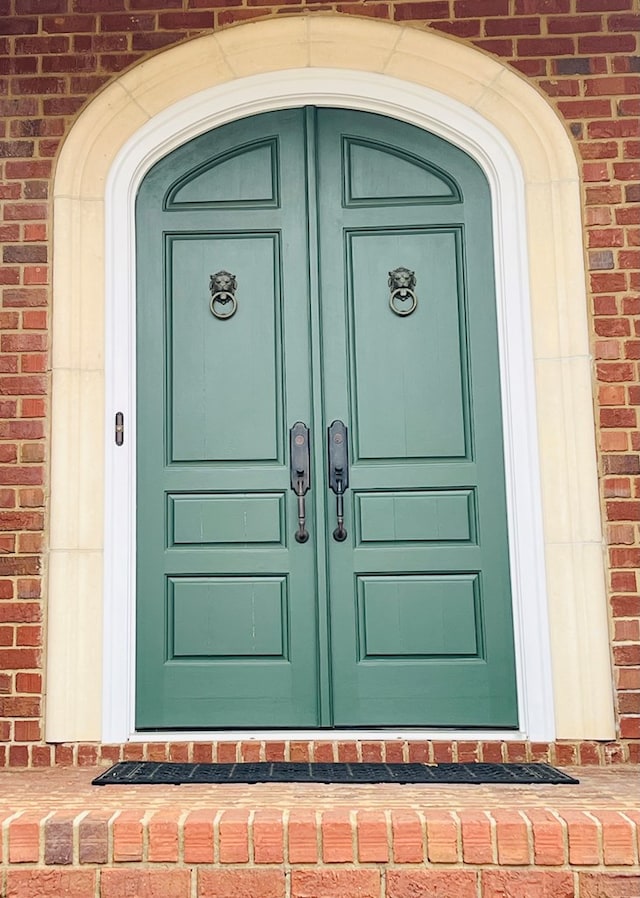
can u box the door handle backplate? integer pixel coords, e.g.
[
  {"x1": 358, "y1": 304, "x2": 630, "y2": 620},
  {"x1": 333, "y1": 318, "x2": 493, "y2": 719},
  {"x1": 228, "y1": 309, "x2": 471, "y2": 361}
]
[
  {"x1": 328, "y1": 419, "x2": 349, "y2": 542},
  {"x1": 290, "y1": 422, "x2": 311, "y2": 543}
]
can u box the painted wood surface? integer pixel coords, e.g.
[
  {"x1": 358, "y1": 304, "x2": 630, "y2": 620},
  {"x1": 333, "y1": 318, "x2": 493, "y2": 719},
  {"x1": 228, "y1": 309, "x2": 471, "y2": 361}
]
[{"x1": 135, "y1": 107, "x2": 517, "y2": 729}]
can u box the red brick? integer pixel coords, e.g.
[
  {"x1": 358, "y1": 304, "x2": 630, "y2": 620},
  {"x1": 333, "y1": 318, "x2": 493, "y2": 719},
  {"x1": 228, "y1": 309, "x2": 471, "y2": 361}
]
[
  {"x1": 607, "y1": 501, "x2": 640, "y2": 521},
  {"x1": 460, "y1": 810, "x2": 493, "y2": 864},
  {"x1": 392, "y1": 810, "x2": 424, "y2": 863},
  {"x1": 102, "y1": 869, "x2": 190, "y2": 898},
  {"x1": 515, "y1": 0, "x2": 570, "y2": 10},
  {"x1": 264, "y1": 741, "x2": 285, "y2": 761},
  {"x1": 564, "y1": 810, "x2": 601, "y2": 864},
  {"x1": 77, "y1": 743, "x2": 98, "y2": 766},
  {"x1": 239, "y1": 740, "x2": 260, "y2": 761},
  {"x1": 394, "y1": 1, "x2": 452, "y2": 19},
  {"x1": 431, "y1": 19, "x2": 481, "y2": 37},
  {"x1": 322, "y1": 810, "x2": 353, "y2": 863},
  {"x1": 112, "y1": 810, "x2": 144, "y2": 862},
  {"x1": 0, "y1": 648, "x2": 40, "y2": 668},
  {"x1": 168, "y1": 741, "x2": 190, "y2": 761},
  {"x1": 79, "y1": 811, "x2": 110, "y2": 865},
  {"x1": 388, "y1": 870, "x2": 476, "y2": 898},
  {"x1": 148, "y1": 810, "x2": 180, "y2": 862},
  {"x1": 288, "y1": 810, "x2": 318, "y2": 863},
  {"x1": 493, "y1": 810, "x2": 531, "y2": 865},
  {"x1": 518, "y1": 36, "x2": 575, "y2": 56},
  {"x1": 291, "y1": 870, "x2": 379, "y2": 898},
  {"x1": 483, "y1": 870, "x2": 574, "y2": 897},
  {"x1": 620, "y1": 717, "x2": 640, "y2": 737},
  {"x1": 337, "y1": 740, "x2": 358, "y2": 761},
  {"x1": 132, "y1": 31, "x2": 186, "y2": 50},
  {"x1": 219, "y1": 810, "x2": 249, "y2": 863},
  {"x1": 485, "y1": 17, "x2": 540, "y2": 34},
  {"x1": 9, "y1": 813, "x2": 41, "y2": 863},
  {"x1": 433, "y1": 740, "x2": 453, "y2": 761},
  {"x1": 199, "y1": 870, "x2": 285, "y2": 898},
  {"x1": 6, "y1": 870, "x2": 97, "y2": 897},
  {"x1": 122, "y1": 742, "x2": 144, "y2": 761},
  {"x1": 100, "y1": 12, "x2": 156, "y2": 30},
  {"x1": 426, "y1": 811, "x2": 458, "y2": 862},
  {"x1": 313, "y1": 742, "x2": 335, "y2": 763},
  {"x1": 527, "y1": 809, "x2": 565, "y2": 865},
  {"x1": 145, "y1": 741, "x2": 167, "y2": 762},
  {"x1": 579, "y1": 34, "x2": 637, "y2": 52},
  {"x1": 408, "y1": 740, "x2": 430, "y2": 762},
  {"x1": 505, "y1": 741, "x2": 528, "y2": 762},
  {"x1": 601, "y1": 408, "x2": 636, "y2": 427},
  {"x1": 253, "y1": 810, "x2": 284, "y2": 864},
  {"x1": 548, "y1": 13, "x2": 603, "y2": 31},
  {"x1": 579, "y1": 873, "x2": 640, "y2": 898},
  {"x1": 482, "y1": 741, "x2": 505, "y2": 762},
  {"x1": 594, "y1": 811, "x2": 637, "y2": 865},
  {"x1": 184, "y1": 810, "x2": 216, "y2": 864},
  {"x1": 44, "y1": 812, "x2": 74, "y2": 865},
  {"x1": 558, "y1": 99, "x2": 613, "y2": 119},
  {"x1": 216, "y1": 741, "x2": 237, "y2": 762},
  {"x1": 361, "y1": 740, "x2": 383, "y2": 762},
  {"x1": 289, "y1": 740, "x2": 310, "y2": 761},
  {"x1": 357, "y1": 810, "x2": 388, "y2": 862}
]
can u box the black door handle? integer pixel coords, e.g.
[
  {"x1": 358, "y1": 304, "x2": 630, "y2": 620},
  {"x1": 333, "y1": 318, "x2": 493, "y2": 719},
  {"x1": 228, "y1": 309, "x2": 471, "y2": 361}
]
[
  {"x1": 328, "y1": 420, "x2": 349, "y2": 542},
  {"x1": 290, "y1": 422, "x2": 311, "y2": 543}
]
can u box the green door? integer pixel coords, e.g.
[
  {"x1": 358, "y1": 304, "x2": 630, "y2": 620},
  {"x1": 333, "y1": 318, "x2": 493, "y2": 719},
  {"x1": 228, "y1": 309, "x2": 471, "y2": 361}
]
[{"x1": 135, "y1": 107, "x2": 518, "y2": 730}]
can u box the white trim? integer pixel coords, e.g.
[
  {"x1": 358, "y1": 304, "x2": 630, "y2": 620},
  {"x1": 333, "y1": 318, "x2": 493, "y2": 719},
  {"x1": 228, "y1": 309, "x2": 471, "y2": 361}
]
[
  {"x1": 102, "y1": 69, "x2": 554, "y2": 744},
  {"x1": 130, "y1": 730, "x2": 534, "y2": 743}
]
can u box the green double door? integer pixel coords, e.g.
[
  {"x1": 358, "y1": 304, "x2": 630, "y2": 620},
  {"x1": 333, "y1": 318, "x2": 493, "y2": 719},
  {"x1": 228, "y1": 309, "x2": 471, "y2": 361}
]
[{"x1": 135, "y1": 107, "x2": 518, "y2": 730}]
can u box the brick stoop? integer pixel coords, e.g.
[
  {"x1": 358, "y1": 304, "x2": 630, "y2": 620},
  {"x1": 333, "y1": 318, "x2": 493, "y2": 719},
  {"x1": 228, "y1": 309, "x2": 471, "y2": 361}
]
[{"x1": 1, "y1": 766, "x2": 639, "y2": 897}]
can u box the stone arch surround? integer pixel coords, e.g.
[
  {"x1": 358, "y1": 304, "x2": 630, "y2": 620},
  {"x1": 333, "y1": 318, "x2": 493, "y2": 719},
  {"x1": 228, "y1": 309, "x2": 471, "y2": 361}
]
[{"x1": 47, "y1": 16, "x2": 615, "y2": 742}]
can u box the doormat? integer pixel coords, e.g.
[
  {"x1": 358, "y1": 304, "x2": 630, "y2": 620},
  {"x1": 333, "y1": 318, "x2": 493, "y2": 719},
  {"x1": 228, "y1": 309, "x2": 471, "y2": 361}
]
[{"x1": 92, "y1": 761, "x2": 579, "y2": 786}]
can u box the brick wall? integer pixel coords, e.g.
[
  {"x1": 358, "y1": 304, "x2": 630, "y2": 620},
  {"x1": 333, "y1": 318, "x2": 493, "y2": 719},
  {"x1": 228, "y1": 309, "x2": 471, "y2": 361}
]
[{"x1": 0, "y1": 0, "x2": 638, "y2": 761}]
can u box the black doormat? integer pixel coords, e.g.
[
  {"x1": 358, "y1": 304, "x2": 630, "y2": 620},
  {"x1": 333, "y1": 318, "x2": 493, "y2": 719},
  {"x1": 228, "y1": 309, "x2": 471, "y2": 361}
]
[{"x1": 92, "y1": 761, "x2": 578, "y2": 786}]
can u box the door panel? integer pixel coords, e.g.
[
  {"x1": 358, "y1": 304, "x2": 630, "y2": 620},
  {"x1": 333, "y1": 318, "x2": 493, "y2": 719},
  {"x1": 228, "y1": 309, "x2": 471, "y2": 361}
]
[
  {"x1": 316, "y1": 108, "x2": 517, "y2": 726},
  {"x1": 136, "y1": 109, "x2": 321, "y2": 729},
  {"x1": 347, "y1": 228, "x2": 467, "y2": 460},
  {"x1": 169, "y1": 234, "x2": 283, "y2": 463},
  {"x1": 136, "y1": 106, "x2": 518, "y2": 730}
]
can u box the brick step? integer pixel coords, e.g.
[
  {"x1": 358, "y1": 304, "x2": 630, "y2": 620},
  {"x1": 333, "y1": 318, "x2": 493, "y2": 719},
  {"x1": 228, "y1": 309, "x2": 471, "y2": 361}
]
[
  {"x1": 1, "y1": 766, "x2": 639, "y2": 897},
  {"x1": 3, "y1": 867, "x2": 640, "y2": 898}
]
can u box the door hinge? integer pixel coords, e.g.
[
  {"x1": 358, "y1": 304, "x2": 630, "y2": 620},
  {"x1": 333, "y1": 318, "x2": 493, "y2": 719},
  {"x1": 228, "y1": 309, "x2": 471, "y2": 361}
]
[{"x1": 115, "y1": 412, "x2": 124, "y2": 446}]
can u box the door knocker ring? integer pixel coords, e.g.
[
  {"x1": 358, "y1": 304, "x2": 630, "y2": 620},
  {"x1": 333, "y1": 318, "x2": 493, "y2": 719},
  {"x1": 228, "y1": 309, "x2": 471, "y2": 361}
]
[
  {"x1": 388, "y1": 267, "x2": 418, "y2": 317},
  {"x1": 209, "y1": 270, "x2": 238, "y2": 320}
]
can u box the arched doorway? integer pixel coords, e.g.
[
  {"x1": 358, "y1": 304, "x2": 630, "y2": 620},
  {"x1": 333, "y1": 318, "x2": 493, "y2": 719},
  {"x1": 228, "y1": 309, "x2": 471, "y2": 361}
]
[{"x1": 47, "y1": 18, "x2": 614, "y2": 743}]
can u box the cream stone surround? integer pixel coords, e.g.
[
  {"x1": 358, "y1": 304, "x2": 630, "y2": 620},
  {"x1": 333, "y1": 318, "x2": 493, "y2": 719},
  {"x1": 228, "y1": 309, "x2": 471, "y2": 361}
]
[{"x1": 47, "y1": 16, "x2": 615, "y2": 742}]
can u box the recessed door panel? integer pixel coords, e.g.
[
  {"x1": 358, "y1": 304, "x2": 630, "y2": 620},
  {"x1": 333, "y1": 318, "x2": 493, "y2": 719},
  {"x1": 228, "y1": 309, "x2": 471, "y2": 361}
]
[
  {"x1": 169, "y1": 234, "x2": 283, "y2": 463},
  {"x1": 169, "y1": 493, "x2": 285, "y2": 546},
  {"x1": 169, "y1": 576, "x2": 288, "y2": 659},
  {"x1": 357, "y1": 574, "x2": 480, "y2": 659},
  {"x1": 356, "y1": 490, "x2": 475, "y2": 544},
  {"x1": 344, "y1": 138, "x2": 460, "y2": 204},
  {"x1": 347, "y1": 228, "x2": 467, "y2": 461},
  {"x1": 168, "y1": 138, "x2": 279, "y2": 208}
]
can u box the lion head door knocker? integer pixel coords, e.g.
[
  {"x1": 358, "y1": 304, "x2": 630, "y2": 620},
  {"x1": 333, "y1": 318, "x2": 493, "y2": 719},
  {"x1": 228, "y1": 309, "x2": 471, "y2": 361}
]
[
  {"x1": 388, "y1": 267, "x2": 418, "y2": 317},
  {"x1": 209, "y1": 270, "x2": 238, "y2": 320}
]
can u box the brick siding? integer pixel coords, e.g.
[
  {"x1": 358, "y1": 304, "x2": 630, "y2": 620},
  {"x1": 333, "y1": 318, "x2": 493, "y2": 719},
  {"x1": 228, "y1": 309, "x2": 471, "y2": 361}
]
[{"x1": 0, "y1": 0, "x2": 638, "y2": 758}]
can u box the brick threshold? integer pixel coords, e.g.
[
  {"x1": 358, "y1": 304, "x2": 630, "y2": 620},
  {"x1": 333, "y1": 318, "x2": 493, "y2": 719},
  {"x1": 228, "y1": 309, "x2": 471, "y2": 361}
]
[{"x1": 1, "y1": 765, "x2": 639, "y2": 897}]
